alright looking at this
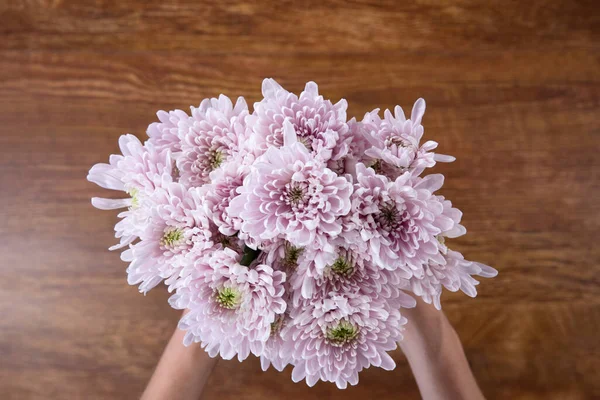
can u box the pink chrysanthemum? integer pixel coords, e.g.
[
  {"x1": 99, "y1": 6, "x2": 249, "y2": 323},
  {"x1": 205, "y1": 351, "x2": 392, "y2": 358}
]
[
  {"x1": 120, "y1": 183, "x2": 214, "y2": 293},
  {"x1": 87, "y1": 134, "x2": 175, "y2": 249},
  {"x1": 263, "y1": 239, "x2": 304, "y2": 273},
  {"x1": 362, "y1": 99, "x2": 455, "y2": 179},
  {"x1": 259, "y1": 308, "x2": 293, "y2": 372},
  {"x1": 146, "y1": 109, "x2": 189, "y2": 153},
  {"x1": 281, "y1": 291, "x2": 406, "y2": 389},
  {"x1": 229, "y1": 125, "x2": 353, "y2": 251},
  {"x1": 288, "y1": 231, "x2": 367, "y2": 301},
  {"x1": 199, "y1": 161, "x2": 250, "y2": 236},
  {"x1": 288, "y1": 231, "x2": 417, "y2": 309},
  {"x1": 327, "y1": 117, "x2": 372, "y2": 176},
  {"x1": 88, "y1": 80, "x2": 497, "y2": 389},
  {"x1": 349, "y1": 164, "x2": 460, "y2": 276},
  {"x1": 177, "y1": 95, "x2": 249, "y2": 187},
  {"x1": 247, "y1": 79, "x2": 348, "y2": 162},
  {"x1": 406, "y1": 249, "x2": 497, "y2": 310},
  {"x1": 435, "y1": 195, "x2": 468, "y2": 240},
  {"x1": 170, "y1": 248, "x2": 287, "y2": 361}
]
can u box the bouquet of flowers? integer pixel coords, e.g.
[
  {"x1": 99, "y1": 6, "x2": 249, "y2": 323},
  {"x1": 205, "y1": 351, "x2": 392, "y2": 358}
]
[{"x1": 88, "y1": 79, "x2": 496, "y2": 389}]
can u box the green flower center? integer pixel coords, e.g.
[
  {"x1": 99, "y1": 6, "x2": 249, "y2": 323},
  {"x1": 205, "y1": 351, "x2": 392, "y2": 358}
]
[
  {"x1": 160, "y1": 227, "x2": 184, "y2": 248},
  {"x1": 215, "y1": 287, "x2": 241, "y2": 309},
  {"x1": 128, "y1": 188, "x2": 140, "y2": 209},
  {"x1": 326, "y1": 320, "x2": 359, "y2": 347},
  {"x1": 330, "y1": 256, "x2": 354, "y2": 277},
  {"x1": 207, "y1": 149, "x2": 224, "y2": 171},
  {"x1": 282, "y1": 243, "x2": 303, "y2": 269}
]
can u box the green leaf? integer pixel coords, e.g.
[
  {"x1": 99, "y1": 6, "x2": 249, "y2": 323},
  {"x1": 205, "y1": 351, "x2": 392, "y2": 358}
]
[{"x1": 239, "y1": 245, "x2": 261, "y2": 267}]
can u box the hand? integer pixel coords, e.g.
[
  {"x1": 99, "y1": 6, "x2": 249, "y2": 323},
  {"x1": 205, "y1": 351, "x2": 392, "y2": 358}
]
[
  {"x1": 141, "y1": 302, "x2": 485, "y2": 400},
  {"x1": 399, "y1": 298, "x2": 486, "y2": 400},
  {"x1": 141, "y1": 311, "x2": 217, "y2": 400}
]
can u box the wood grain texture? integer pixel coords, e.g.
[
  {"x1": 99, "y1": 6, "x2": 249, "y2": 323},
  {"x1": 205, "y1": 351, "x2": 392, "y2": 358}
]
[{"x1": 0, "y1": 1, "x2": 598, "y2": 399}]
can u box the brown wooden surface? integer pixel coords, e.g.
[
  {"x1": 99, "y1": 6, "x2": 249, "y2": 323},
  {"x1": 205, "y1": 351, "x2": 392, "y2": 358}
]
[{"x1": 1, "y1": 1, "x2": 599, "y2": 399}]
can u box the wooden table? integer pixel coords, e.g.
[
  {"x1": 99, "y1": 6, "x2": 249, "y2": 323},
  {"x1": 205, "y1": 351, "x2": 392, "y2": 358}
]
[{"x1": 1, "y1": 1, "x2": 598, "y2": 399}]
